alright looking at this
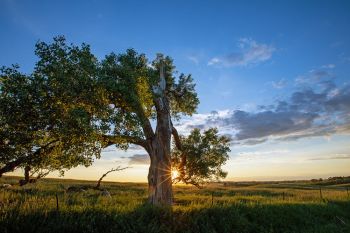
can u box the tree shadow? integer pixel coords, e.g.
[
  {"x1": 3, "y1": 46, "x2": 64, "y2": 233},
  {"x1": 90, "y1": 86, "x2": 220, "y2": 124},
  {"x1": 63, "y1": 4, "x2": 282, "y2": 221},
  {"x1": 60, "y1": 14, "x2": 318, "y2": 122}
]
[{"x1": 1, "y1": 200, "x2": 349, "y2": 233}]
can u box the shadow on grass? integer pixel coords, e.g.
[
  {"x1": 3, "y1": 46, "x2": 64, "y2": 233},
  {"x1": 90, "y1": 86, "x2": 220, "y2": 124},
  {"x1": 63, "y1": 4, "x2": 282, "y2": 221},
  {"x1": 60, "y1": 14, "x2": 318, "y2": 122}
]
[{"x1": 1, "y1": 201, "x2": 349, "y2": 233}]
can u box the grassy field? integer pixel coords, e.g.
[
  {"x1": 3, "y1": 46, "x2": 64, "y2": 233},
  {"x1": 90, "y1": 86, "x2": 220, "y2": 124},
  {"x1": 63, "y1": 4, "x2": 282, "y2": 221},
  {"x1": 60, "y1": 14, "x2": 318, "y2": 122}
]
[{"x1": 1, "y1": 176, "x2": 350, "y2": 233}]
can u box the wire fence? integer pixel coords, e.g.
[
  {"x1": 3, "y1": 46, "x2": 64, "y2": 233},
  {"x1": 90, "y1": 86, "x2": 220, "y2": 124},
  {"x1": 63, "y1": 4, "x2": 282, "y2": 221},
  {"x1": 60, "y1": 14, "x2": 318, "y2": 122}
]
[{"x1": 0, "y1": 185, "x2": 349, "y2": 210}]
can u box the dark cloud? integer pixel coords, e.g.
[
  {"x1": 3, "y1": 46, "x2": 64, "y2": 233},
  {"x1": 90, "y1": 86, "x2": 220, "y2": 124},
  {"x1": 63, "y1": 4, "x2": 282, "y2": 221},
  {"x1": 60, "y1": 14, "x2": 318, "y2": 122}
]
[
  {"x1": 183, "y1": 78, "x2": 350, "y2": 145},
  {"x1": 295, "y1": 69, "x2": 333, "y2": 84},
  {"x1": 231, "y1": 110, "x2": 318, "y2": 140},
  {"x1": 311, "y1": 70, "x2": 331, "y2": 79},
  {"x1": 122, "y1": 154, "x2": 150, "y2": 165},
  {"x1": 325, "y1": 85, "x2": 350, "y2": 112},
  {"x1": 186, "y1": 124, "x2": 206, "y2": 130},
  {"x1": 234, "y1": 82, "x2": 350, "y2": 143},
  {"x1": 231, "y1": 138, "x2": 267, "y2": 146}
]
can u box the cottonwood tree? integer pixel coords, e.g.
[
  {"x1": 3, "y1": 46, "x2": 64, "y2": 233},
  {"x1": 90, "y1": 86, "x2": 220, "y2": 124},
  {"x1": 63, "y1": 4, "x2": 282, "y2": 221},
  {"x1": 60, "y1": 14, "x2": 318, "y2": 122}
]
[
  {"x1": 0, "y1": 37, "x2": 108, "y2": 180},
  {"x1": 0, "y1": 37, "x2": 230, "y2": 205},
  {"x1": 99, "y1": 48, "x2": 230, "y2": 205}
]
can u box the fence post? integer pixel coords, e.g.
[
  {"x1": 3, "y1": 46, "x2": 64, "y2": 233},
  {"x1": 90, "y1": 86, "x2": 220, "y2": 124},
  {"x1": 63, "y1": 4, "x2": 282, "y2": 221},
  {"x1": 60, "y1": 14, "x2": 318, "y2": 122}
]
[
  {"x1": 347, "y1": 187, "x2": 349, "y2": 198},
  {"x1": 319, "y1": 187, "x2": 323, "y2": 200},
  {"x1": 211, "y1": 192, "x2": 214, "y2": 206},
  {"x1": 55, "y1": 193, "x2": 59, "y2": 211},
  {"x1": 283, "y1": 192, "x2": 285, "y2": 201}
]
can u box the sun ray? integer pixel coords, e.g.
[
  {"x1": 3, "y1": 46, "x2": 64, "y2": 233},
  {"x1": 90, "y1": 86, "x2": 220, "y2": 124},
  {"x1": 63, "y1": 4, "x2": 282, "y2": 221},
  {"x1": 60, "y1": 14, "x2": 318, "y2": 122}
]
[{"x1": 171, "y1": 169, "x2": 179, "y2": 180}]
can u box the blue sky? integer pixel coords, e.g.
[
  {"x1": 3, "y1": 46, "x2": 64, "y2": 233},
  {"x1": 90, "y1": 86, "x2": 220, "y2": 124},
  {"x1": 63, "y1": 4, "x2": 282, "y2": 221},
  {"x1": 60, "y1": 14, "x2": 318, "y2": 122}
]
[{"x1": 1, "y1": 0, "x2": 350, "y2": 181}]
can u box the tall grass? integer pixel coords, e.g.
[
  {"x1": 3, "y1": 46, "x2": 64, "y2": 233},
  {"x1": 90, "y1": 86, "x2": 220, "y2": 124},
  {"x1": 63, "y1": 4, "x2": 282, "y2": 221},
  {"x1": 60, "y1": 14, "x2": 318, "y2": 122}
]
[{"x1": 1, "y1": 176, "x2": 349, "y2": 233}]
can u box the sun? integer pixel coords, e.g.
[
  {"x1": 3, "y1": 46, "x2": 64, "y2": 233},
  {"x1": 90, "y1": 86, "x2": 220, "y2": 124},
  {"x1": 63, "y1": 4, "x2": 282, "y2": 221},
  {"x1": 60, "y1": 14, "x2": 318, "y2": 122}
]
[{"x1": 171, "y1": 169, "x2": 179, "y2": 180}]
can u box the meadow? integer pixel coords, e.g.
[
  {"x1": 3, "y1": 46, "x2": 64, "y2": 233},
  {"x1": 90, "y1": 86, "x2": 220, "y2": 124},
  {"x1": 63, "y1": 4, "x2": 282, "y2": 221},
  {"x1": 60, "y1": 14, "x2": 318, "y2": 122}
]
[{"x1": 1, "y1": 176, "x2": 349, "y2": 233}]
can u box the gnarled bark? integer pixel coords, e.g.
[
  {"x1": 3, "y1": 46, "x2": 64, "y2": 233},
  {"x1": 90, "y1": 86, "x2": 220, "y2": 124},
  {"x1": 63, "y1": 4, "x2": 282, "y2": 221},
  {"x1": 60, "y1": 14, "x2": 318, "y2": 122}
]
[
  {"x1": 146, "y1": 63, "x2": 173, "y2": 205},
  {"x1": 147, "y1": 135, "x2": 173, "y2": 205}
]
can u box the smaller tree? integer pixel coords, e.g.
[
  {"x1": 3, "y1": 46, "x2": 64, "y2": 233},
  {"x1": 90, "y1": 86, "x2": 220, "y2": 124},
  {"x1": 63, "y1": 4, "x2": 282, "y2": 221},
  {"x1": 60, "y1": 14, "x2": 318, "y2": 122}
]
[{"x1": 172, "y1": 128, "x2": 230, "y2": 187}]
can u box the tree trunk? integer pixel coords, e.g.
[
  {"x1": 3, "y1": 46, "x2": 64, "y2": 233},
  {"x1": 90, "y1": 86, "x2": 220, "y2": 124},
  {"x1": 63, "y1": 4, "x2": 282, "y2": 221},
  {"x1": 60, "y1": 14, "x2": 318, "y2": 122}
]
[
  {"x1": 24, "y1": 165, "x2": 31, "y2": 182},
  {"x1": 147, "y1": 107, "x2": 173, "y2": 205},
  {"x1": 146, "y1": 62, "x2": 173, "y2": 205},
  {"x1": 19, "y1": 165, "x2": 31, "y2": 186},
  {"x1": 147, "y1": 138, "x2": 173, "y2": 205}
]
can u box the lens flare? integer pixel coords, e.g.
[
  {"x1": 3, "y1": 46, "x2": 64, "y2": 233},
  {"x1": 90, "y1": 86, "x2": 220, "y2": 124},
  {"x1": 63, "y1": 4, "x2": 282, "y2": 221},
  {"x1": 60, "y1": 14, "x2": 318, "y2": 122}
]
[{"x1": 171, "y1": 169, "x2": 179, "y2": 180}]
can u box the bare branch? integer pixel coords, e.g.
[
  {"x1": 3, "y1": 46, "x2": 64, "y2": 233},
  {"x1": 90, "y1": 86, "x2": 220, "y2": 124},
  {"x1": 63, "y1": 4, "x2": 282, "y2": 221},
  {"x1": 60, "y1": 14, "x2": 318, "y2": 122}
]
[{"x1": 95, "y1": 166, "x2": 129, "y2": 189}]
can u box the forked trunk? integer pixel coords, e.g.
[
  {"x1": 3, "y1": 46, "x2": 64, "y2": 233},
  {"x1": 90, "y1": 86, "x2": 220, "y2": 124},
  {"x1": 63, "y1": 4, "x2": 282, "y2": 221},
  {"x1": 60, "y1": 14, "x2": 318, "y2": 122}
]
[{"x1": 146, "y1": 62, "x2": 174, "y2": 205}]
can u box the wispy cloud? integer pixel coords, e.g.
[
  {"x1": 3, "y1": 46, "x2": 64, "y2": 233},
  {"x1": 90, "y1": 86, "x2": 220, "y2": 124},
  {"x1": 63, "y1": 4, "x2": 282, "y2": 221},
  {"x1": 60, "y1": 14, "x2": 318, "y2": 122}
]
[
  {"x1": 271, "y1": 78, "x2": 287, "y2": 89},
  {"x1": 237, "y1": 150, "x2": 289, "y2": 157},
  {"x1": 4, "y1": 0, "x2": 45, "y2": 37},
  {"x1": 321, "y1": 64, "x2": 336, "y2": 69},
  {"x1": 308, "y1": 154, "x2": 350, "y2": 161},
  {"x1": 208, "y1": 38, "x2": 275, "y2": 67},
  {"x1": 187, "y1": 55, "x2": 199, "y2": 64}
]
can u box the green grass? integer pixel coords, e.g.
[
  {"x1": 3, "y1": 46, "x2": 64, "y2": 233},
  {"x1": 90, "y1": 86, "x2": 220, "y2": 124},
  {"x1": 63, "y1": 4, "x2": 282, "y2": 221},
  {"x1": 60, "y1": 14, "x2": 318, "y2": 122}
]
[{"x1": 1, "y1": 176, "x2": 349, "y2": 233}]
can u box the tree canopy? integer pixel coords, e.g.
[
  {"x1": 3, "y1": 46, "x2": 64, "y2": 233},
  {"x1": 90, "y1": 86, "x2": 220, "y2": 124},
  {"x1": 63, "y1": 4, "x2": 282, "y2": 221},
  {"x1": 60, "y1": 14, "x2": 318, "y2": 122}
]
[
  {"x1": 0, "y1": 37, "x2": 107, "y2": 177},
  {"x1": 172, "y1": 128, "x2": 230, "y2": 187},
  {"x1": 0, "y1": 36, "x2": 230, "y2": 204}
]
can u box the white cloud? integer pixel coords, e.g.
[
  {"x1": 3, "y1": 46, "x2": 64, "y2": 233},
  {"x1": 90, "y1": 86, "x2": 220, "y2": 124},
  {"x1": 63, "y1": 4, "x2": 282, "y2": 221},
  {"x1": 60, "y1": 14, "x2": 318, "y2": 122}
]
[
  {"x1": 208, "y1": 38, "x2": 275, "y2": 67},
  {"x1": 271, "y1": 78, "x2": 287, "y2": 89},
  {"x1": 321, "y1": 64, "x2": 336, "y2": 69},
  {"x1": 208, "y1": 57, "x2": 220, "y2": 66},
  {"x1": 187, "y1": 55, "x2": 199, "y2": 64}
]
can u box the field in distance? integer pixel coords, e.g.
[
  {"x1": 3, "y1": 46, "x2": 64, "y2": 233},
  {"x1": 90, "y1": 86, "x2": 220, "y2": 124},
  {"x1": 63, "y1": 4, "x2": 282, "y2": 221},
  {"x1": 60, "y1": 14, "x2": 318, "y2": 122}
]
[{"x1": 1, "y1": 176, "x2": 350, "y2": 233}]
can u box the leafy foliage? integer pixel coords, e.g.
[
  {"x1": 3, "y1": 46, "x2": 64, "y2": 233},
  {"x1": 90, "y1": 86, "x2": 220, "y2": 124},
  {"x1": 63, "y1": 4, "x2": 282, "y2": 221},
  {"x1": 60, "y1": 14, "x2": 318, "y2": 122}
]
[
  {"x1": 99, "y1": 50, "x2": 199, "y2": 145},
  {"x1": 0, "y1": 36, "x2": 108, "y2": 176},
  {"x1": 1, "y1": 36, "x2": 229, "y2": 192},
  {"x1": 172, "y1": 128, "x2": 231, "y2": 187}
]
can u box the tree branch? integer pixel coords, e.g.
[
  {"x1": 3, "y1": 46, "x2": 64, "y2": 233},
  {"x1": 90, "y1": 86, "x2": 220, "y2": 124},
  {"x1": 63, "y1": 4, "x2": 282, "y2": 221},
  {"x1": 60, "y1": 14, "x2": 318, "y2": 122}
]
[
  {"x1": 102, "y1": 134, "x2": 147, "y2": 148},
  {"x1": 172, "y1": 176, "x2": 203, "y2": 189},
  {"x1": 110, "y1": 99, "x2": 154, "y2": 143},
  {"x1": 134, "y1": 104, "x2": 155, "y2": 140},
  {"x1": 171, "y1": 122, "x2": 188, "y2": 181},
  {"x1": 171, "y1": 125, "x2": 182, "y2": 151},
  {"x1": 0, "y1": 140, "x2": 59, "y2": 177},
  {"x1": 95, "y1": 166, "x2": 129, "y2": 189}
]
